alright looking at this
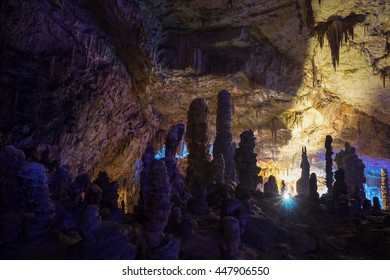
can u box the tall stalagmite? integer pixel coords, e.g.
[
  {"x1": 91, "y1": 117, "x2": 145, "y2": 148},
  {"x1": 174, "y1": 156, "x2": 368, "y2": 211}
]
[
  {"x1": 142, "y1": 159, "x2": 179, "y2": 259},
  {"x1": 213, "y1": 90, "x2": 236, "y2": 185},
  {"x1": 185, "y1": 98, "x2": 211, "y2": 214},
  {"x1": 381, "y1": 168, "x2": 389, "y2": 210},
  {"x1": 296, "y1": 147, "x2": 310, "y2": 196},
  {"x1": 164, "y1": 123, "x2": 189, "y2": 207},
  {"x1": 234, "y1": 129, "x2": 261, "y2": 200},
  {"x1": 325, "y1": 135, "x2": 333, "y2": 194}
]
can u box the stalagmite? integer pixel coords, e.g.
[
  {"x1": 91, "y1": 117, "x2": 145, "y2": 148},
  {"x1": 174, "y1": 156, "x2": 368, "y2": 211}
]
[
  {"x1": 309, "y1": 173, "x2": 319, "y2": 201},
  {"x1": 296, "y1": 147, "x2": 310, "y2": 197},
  {"x1": 213, "y1": 90, "x2": 236, "y2": 186},
  {"x1": 325, "y1": 135, "x2": 333, "y2": 194},
  {"x1": 142, "y1": 159, "x2": 180, "y2": 259},
  {"x1": 222, "y1": 216, "x2": 241, "y2": 259},
  {"x1": 381, "y1": 168, "x2": 389, "y2": 210},
  {"x1": 234, "y1": 129, "x2": 261, "y2": 201},
  {"x1": 185, "y1": 98, "x2": 211, "y2": 214}
]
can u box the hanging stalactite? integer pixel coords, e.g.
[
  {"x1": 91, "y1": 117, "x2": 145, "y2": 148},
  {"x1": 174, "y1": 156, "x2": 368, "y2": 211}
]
[{"x1": 315, "y1": 13, "x2": 365, "y2": 69}]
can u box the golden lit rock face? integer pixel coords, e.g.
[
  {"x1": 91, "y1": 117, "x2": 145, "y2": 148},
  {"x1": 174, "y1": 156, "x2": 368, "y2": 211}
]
[{"x1": 140, "y1": 0, "x2": 390, "y2": 191}]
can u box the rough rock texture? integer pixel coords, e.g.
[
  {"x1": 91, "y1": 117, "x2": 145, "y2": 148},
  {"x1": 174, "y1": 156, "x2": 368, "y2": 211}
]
[
  {"x1": 185, "y1": 98, "x2": 211, "y2": 214},
  {"x1": 221, "y1": 216, "x2": 241, "y2": 260},
  {"x1": 1, "y1": 0, "x2": 390, "y2": 215},
  {"x1": 381, "y1": 168, "x2": 389, "y2": 210},
  {"x1": 213, "y1": 90, "x2": 236, "y2": 185},
  {"x1": 335, "y1": 143, "x2": 366, "y2": 200},
  {"x1": 264, "y1": 175, "x2": 278, "y2": 194},
  {"x1": 309, "y1": 173, "x2": 319, "y2": 201},
  {"x1": 235, "y1": 129, "x2": 261, "y2": 200},
  {"x1": 325, "y1": 135, "x2": 333, "y2": 193},
  {"x1": 141, "y1": 159, "x2": 180, "y2": 259}
]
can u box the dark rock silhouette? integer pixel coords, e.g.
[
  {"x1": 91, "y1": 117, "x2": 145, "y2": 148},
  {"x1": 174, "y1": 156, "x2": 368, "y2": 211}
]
[
  {"x1": 185, "y1": 98, "x2": 211, "y2": 214},
  {"x1": 234, "y1": 129, "x2": 261, "y2": 201},
  {"x1": 221, "y1": 216, "x2": 241, "y2": 259},
  {"x1": 296, "y1": 147, "x2": 310, "y2": 197},
  {"x1": 213, "y1": 90, "x2": 236, "y2": 186},
  {"x1": 381, "y1": 168, "x2": 389, "y2": 210},
  {"x1": 325, "y1": 135, "x2": 333, "y2": 194},
  {"x1": 140, "y1": 159, "x2": 180, "y2": 259},
  {"x1": 264, "y1": 175, "x2": 278, "y2": 194},
  {"x1": 309, "y1": 173, "x2": 319, "y2": 201}
]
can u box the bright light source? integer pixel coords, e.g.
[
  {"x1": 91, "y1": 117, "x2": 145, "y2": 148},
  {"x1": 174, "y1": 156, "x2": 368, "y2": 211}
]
[{"x1": 283, "y1": 192, "x2": 291, "y2": 200}]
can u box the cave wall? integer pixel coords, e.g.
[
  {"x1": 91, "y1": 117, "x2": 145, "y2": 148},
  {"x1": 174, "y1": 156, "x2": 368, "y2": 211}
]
[{"x1": 1, "y1": 0, "x2": 390, "y2": 207}]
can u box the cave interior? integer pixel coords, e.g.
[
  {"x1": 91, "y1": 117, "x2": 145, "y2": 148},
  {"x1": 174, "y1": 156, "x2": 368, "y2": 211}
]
[{"x1": 1, "y1": 0, "x2": 390, "y2": 259}]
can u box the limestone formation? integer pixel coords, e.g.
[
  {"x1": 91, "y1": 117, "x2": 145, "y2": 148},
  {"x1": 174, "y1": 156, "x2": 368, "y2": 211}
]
[
  {"x1": 335, "y1": 143, "x2": 366, "y2": 200},
  {"x1": 0, "y1": 146, "x2": 27, "y2": 244},
  {"x1": 69, "y1": 173, "x2": 91, "y2": 205},
  {"x1": 264, "y1": 175, "x2": 278, "y2": 194},
  {"x1": 381, "y1": 168, "x2": 389, "y2": 210},
  {"x1": 48, "y1": 165, "x2": 72, "y2": 202},
  {"x1": 213, "y1": 90, "x2": 236, "y2": 185},
  {"x1": 84, "y1": 183, "x2": 102, "y2": 205},
  {"x1": 372, "y1": 196, "x2": 381, "y2": 213},
  {"x1": 163, "y1": 123, "x2": 190, "y2": 207},
  {"x1": 325, "y1": 135, "x2": 333, "y2": 194},
  {"x1": 309, "y1": 173, "x2": 319, "y2": 201},
  {"x1": 20, "y1": 162, "x2": 55, "y2": 240},
  {"x1": 333, "y1": 168, "x2": 348, "y2": 211},
  {"x1": 296, "y1": 147, "x2": 310, "y2": 197},
  {"x1": 221, "y1": 197, "x2": 248, "y2": 236},
  {"x1": 222, "y1": 216, "x2": 241, "y2": 259},
  {"x1": 234, "y1": 129, "x2": 261, "y2": 200},
  {"x1": 143, "y1": 159, "x2": 179, "y2": 259},
  {"x1": 185, "y1": 98, "x2": 211, "y2": 214},
  {"x1": 134, "y1": 146, "x2": 155, "y2": 218},
  {"x1": 78, "y1": 205, "x2": 136, "y2": 259},
  {"x1": 93, "y1": 171, "x2": 119, "y2": 210}
]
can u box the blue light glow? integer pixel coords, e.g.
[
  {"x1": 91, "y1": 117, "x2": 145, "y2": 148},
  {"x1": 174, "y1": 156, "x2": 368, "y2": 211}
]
[{"x1": 154, "y1": 143, "x2": 190, "y2": 160}]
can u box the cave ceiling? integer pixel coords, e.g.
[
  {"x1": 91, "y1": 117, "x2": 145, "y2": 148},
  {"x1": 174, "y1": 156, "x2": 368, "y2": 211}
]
[{"x1": 1, "y1": 0, "x2": 390, "y2": 195}]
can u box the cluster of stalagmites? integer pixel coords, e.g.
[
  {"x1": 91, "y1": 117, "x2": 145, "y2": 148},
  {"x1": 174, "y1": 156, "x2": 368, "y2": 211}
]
[
  {"x1": 0, "y1": 145, "x2": 135, "y2": 259},
  {"x1": 3, "y1": 88, "x2": 389, "y2": 260},
  {"x1": 134, "y1": 90, "x2": 265, "y2": 259}
]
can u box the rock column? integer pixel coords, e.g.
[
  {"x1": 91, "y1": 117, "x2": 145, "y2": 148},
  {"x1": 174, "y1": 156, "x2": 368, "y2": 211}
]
[
  {"x1": 381, "y1": 168, "x2": 389, "y2": 210},
  {"x1": 185, "y1": 98, "x2": 211, "y2": 214},
  {"x1": 296, "y1": 147, "x2": 310, "y2": 196},
  {"x1": 325, "y1": 135, "x2": 333, "y2": 193},
  {"x1": 234, "y1": 129, "x2": 261, "y2": 201},
  {"x1": 213, "y1": 90, "x2": 236, "y2": 185}
]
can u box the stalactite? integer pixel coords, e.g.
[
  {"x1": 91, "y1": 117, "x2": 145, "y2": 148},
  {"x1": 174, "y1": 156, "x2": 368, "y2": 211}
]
[
  {"x1": 315, "y1": 13, "x2": 365, "y2": 69},
  {"x1": 305, "y1": 0, "x2": 314, "y2": 29}
]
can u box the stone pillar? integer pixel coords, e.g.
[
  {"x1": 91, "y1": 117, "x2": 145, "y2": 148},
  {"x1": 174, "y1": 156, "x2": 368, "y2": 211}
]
[
  {"x1": 222, "y1": 216, "x2": 241, "y2": 259},
  {"x1": 325, "y1": 135, "x2": 333, "y2": 193},
  {"x1": 234, "y1": 129, "x2": 261, "y2": 201},
  {"x1": 296, "y1": 147, "x2": 310, "y2": 196},
  {"x1": 213, "y1": 90, "x2": 236, "y2": 185},
  {"x1": 185, "y1": 98, "x2": 211, "y2": 214},
  {"x1": 381, "y1": 168, "x2": 389, "y2": 210}
]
